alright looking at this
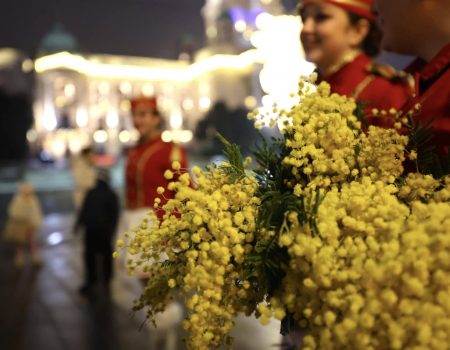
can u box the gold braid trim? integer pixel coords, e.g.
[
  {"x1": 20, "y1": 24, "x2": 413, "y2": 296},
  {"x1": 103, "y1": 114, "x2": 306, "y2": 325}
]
[
  {"x1": 136, "y1": 142, "x2": 163, "y2": 207},
  {"x1": 300, "y1": 0, "x2": 371, "y2": 11},
  {"x1": 353, "y1": 75, "x2": 376, "y2": 100}
]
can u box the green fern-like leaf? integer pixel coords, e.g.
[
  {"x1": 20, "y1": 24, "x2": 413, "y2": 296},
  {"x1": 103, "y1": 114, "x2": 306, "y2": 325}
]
[
  {"x1": 406, "y1": 116, "x2": 450, "y2": 177},
  {"x1": 244, "y1": 131, "x2": 327, "y2": 300},
  {"x1": 216, "y1": 133, "x2": 246, "y2": 182},
  {"x1": 251, "y1": 133, "x2": 293, "y2": 195},
  {"x1": 353, "y1": 100, "x2": 368, "y2": 128},
  {"x1": 245, "y1": 234, "x2": 288, "y2": 295}
]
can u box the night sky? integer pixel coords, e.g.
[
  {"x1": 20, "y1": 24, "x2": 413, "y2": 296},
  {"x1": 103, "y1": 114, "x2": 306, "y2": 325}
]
[
  {"x1": 0, "y1": 0, "x2": 411, "y2": 69},
  {"x1": 0, "y1": 0, "x2": 206, "y2": 59}
]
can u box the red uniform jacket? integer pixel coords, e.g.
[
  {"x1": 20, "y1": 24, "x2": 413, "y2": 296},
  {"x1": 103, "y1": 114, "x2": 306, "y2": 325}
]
[
  {"x1": 402, "y1": 43, "x2": 450, "y2": 156},
  {"x1": 318, "y1": 53, "x2": 412, "y2": 114},
  {"x1": 125, "y1": 135, "x2": 188, "y2": 218}
]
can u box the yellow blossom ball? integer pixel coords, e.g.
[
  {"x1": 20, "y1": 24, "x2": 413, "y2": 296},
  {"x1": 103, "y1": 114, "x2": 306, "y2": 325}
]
[{"x1": 164, "y1": 169, "x2": 174, "y2": 180}]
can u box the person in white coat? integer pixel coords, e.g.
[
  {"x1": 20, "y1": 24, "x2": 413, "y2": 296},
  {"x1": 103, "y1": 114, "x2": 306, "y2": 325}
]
[{"x1": 4, "y1": 182, "x2": 43, "y2": 267}]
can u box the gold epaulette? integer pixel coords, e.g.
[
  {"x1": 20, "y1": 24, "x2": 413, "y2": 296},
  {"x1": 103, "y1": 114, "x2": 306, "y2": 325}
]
[
  {"x1": 366, "y1": 62, "x2": 415, "y2": 93},
  {"x1": 366, "y1": 62, "x2": 409, "y2": 80}
]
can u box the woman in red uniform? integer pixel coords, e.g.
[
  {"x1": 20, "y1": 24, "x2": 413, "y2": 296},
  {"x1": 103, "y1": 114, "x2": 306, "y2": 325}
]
[
  {"x1": 122, "y1": 96, "x2": 188, "y2": 270},
  {"x1": 122, "y1": 96, "x2": 187, "y2": 345},
  {"x1": 298, "y1": 0, "x2": 412, "y2": 114},
  {"x1": 125, "y1": 96, "x2": 188, "y2": 220},
  {"x1": 121, "y1": 96, "x2": 188, "y2": 260}
]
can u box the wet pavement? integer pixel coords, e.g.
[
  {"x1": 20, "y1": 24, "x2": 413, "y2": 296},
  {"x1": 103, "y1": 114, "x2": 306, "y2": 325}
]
[
  {"x1": 0, "y1": 161, "x2": 283, "y2": 350},
  {"x1": 0, "y1": 212, "x2": 165, "y2": 350},
  {"x1": 0, "y1": 160, "x2": 184, "y2": 350}
]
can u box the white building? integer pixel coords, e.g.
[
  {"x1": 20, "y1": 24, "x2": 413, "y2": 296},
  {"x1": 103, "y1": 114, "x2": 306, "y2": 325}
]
[{"x1": 31, "y1": 0, "x2": 313, "y2": 160}]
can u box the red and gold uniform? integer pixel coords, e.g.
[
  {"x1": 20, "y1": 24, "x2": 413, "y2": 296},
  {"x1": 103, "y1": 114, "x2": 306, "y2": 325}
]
[
  {"x1": 125, "y1": 96, "x2": 189, "y2": 220},
  {"x1": 125, "y1": 135, "x2": 188, "y2": 219},
  {"x1": 317, "y1": 52, "x2": 412, "y2": 113},
  {"x1": 403, "y1": 43, "x2": 450, "y2": 156},
  {"x1": 299, "y1": 0, "x2": 412, "y2": 116},
  {"x1": 121, "y1": 96, "x2": 189, "y2": 276}
]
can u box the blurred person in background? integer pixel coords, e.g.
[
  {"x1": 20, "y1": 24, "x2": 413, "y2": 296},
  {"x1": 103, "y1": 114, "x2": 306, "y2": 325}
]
[
  {"x1": 74, "y1": 167, "x2": 120, "y2": 295},
  {"x1": 71, "y1": 146, "x2": 97, "y2": 211},
  {"x1": 374, "y1": 0, "x2": 450, "y2": 156},
  {"x1": 121, "y1": 96, "x2": 188, "y2": 347},
  {"x1": 298, "y1": 0, "x2": 412, "y2": 115},
  {"x1": 4, "y1": 182, "x2": 43, "y2": 267},
  {"x1": 122, "y1": 96, "x2": 188, "y2": 236}
]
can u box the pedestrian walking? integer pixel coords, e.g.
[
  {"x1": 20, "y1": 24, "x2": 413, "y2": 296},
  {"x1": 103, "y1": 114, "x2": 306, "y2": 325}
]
[{"x1": 74, "y1": 167, "x2": 120, "y2": 295}]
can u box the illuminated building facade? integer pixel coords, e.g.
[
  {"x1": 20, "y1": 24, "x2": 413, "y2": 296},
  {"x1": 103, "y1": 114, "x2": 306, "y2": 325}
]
[{"x1": 31, "y1": 0, "x2": 313, "y2": 160}]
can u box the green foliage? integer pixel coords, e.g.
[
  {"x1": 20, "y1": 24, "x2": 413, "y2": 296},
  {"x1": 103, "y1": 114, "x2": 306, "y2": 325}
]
[
  {"x1": 245, "y1": 234, "x2": 289, "y2": 296},
  {"x1": 216, "y1": 133, "x2": 246, "y2": 182},
  {"x1": 252, "y1": 132, "x2": 293, "y2": 195},
  {"x1": 258, "y1": 189, "x2": 323, "y2": 236},
  {"x1": 243, "y1": 133, "x2": 324, "y2": 298},
  {"x1": 353, "y1": 100, "x2": 368, "y2": 129},
  {"x1": 216, "y1": 132, "x2": 293, "y2": 294},
  {"x1": 407, "y1": 115, "x2": 450, "y2": 177}
]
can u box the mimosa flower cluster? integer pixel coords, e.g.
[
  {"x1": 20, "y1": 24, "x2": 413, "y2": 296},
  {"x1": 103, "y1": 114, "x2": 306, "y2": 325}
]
[
  {"x1": 117, "y1": 76, "x2": 450, "y2": 349},
  {"x1": 272, "y1": 179, "x2": 450, "y2": 349},
  {"x1": 118, "y1": 161, "x2": 263, "y2": 350},
  {"x1": 251, "y1": 76, "x2": 450, "y2": 349},
  {"x1": 248, "y1": 77, "x2": 408, "y2": 196}
]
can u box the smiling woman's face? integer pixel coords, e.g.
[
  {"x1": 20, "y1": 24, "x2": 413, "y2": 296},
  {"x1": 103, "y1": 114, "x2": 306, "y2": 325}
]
[
  {"x1": 132, "y1": 105, "x2": 161, "y2": 140},
  {"x1": 300, "y1": 3, "x2": 365, "y2": 70}
]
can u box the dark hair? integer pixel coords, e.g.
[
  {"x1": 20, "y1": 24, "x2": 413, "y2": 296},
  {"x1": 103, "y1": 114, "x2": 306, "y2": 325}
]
[
  {"x1": 347, "y1": 13, "x2": 382, "y2": 57},
  {"x1": 81, "y1": 146, "x2": 94, "y2": 157},
  {"x1": 153, "y1": 108, "x2": 165, "y2": 131}
]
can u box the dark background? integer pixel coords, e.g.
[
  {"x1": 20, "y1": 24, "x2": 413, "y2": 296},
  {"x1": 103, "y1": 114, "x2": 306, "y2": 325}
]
[
  {"x1": 0, "y1": 0, "x2": 303, "y2": 59},
  {"x1": 0, "y1": 0, "x2": 206, "y2": 59}
]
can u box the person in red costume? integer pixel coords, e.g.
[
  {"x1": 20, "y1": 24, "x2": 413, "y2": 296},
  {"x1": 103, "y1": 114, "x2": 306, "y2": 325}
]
[
  {"x1": 121, "y1": 96, "x2": 188, "y2": 274},
  {"x1": 373, "y1": 0, "x2": 450, "y2": 157},
  {"x1": 125, "y1": 96, "x2": 188, "y2": 220},
  {"x1": 123, "y1": 96, "x2": 187, "y2": 345},
  {"x1": 298, "y1": 0, "x2": 412, "y2": 115}
]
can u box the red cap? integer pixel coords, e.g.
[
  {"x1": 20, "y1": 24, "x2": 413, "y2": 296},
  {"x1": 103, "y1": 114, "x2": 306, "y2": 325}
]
[
  {"x1": 300, "y1": 0, "x2": 375, "y2": 21},
  {"x1": 130, "y1": 96, "x2": 157, "y2": 111}
]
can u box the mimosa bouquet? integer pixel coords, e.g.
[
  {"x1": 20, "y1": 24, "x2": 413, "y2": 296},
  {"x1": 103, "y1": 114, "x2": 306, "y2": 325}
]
[{"x1": 117, "y1": 75, "x2": 450, "y2": 350}]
